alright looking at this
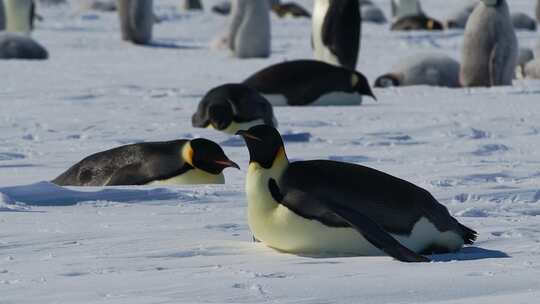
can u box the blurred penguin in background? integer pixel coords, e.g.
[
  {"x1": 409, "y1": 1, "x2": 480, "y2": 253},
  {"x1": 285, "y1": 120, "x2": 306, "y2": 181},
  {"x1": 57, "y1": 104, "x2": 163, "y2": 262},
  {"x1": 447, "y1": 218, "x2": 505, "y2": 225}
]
[
  {"x1": 460, "y1": 0, "x2": 517, "y2": 87},
  {"x1": 537, "y1": 0, "x2": 540, "y2": 23},
  {"x1": 511, "y1": 12, "x2": 537, "y2": 31},
  {"x1": 228, "y1": 0, "x2": 271, "y2": 58},
  {"x1": 361, "y1": 1, "x2": 387, "y2": 24},
  {"x1": 270, "y1": 0, "x2": 311, "y2": 18},
  {"x1": 78, "y1": 0, "x2": 117, "y2": 12},
  {"x1": 391, "y1": 0, "x2": 422, "y2": 19},
  {"x1": 515, "y1": 48, "x2": 534, "y2": 79},
  {"x1": 374, "y1": 53, "x2": 461, "y2": 88},
  {"x1": 2, "y1": 0, "x2": 35, "y2": 35},
  {"x1": 0, "y1": 1, "x2": 5, "y2": 30},
  {"x1": 524, "y1": 58, "x2": 540, "y2": 79},
  {"x1": 312, "y1": 0, "x2": 361, "y2": 69},
  {"x1": 117, "y1": 0, "x2": 154, "y2": 45},
  {"x1": 183, "y1": 0, "x2": 203, "y2": 10},
  {"x1": 445, "y1": 2, "x2": 476, "y2": 29}
]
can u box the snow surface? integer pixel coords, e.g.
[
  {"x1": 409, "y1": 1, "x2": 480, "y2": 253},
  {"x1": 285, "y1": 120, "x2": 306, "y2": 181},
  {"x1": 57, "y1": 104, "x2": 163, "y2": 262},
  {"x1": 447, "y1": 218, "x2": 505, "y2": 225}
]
[{"x1": 2, "y1": 0, "x2": 540, "y2": 303}]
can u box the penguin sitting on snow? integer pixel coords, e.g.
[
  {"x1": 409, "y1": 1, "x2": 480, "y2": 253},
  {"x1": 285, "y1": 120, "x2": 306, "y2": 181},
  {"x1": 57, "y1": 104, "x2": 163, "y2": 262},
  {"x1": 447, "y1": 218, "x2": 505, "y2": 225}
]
[
  {"x1": 243, "y1": 60, "x2": 375, "y2": 106},
  {"x1": 0, "y1": 32, "x2": 48, "y2": 59},
  {"x1": 238, "y1": 125, "x2": 477, "y2": 262},
  {"x1": 460, "y1": 0, "x2": 517, "y2": 87},
  {"x1": 52, "y1": 139, "x2": 239, "y2": 186},
  {"x1": 192, "y1": 84, "x2": 277, "y2": 134},
  {"x1": 511, "y1": 12, "x2": 537, "y2": 31},
  {"x1": 374, "y1": 53, "x2": 461, "y2": 88}
]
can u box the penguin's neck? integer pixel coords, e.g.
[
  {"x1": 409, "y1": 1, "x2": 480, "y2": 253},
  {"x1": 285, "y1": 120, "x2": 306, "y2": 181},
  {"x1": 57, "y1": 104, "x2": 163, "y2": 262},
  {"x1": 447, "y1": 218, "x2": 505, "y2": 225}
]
[{"x1": 246, "y1": 147, "x2": 289, "y2": 212}]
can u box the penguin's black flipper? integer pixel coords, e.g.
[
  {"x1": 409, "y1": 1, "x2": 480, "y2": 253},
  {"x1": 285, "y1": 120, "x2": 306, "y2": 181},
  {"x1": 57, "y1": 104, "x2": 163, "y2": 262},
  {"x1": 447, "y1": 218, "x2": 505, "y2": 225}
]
[
  {"x1": 106, "y1": 163, "x2": 153, "y2": 186},
  {"x1": 326, "y1": 203, "x2": 430, "y2": 263},
  {"x1": 322, "y1": 0, "x2": 361, "y2": 69}
]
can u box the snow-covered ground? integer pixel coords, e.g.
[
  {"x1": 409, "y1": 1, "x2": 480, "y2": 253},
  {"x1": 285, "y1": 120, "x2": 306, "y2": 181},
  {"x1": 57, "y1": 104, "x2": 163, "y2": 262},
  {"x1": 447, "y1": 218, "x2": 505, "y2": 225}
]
[{"x1": 2, "y1": 0, "x2": 540, "y2": 303}]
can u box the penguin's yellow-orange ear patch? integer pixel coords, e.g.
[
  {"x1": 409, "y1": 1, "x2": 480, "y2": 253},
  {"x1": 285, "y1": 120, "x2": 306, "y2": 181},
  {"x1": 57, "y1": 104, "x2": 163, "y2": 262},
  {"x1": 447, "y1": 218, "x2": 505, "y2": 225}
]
[
  {"x1": 351, "y1": 74, "x2": 359, "y2": 87},
  {"x1": 427, "y1": 20, "x2": 435, "y2": 30},
  {"x1": 182, "y1": 143, "x2": 195, "y2": 166}
]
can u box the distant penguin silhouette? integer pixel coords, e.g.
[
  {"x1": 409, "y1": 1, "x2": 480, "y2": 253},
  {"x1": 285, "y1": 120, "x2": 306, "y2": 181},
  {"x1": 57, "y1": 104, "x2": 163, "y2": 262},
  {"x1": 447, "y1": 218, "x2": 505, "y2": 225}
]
[
  {"x1": 460, "y1": 0, "x2": 517, "y2": 87},
  {"x1": 211, "y1": 1, "x2": 230, "y2": 15},
  {"x1": 515, "y1": 48, "x2": 534, "y2": 79},
  {"x1": 361, "y1": 3, "x2": 386, "y2": 24},
  {"x1": 511, "y1": 12, "x2": 537, "y2": 31},
  {"x1": 228, "y1": 0, "x2": 271, "y2": 58},
  {"x1": 192, "y1": 84, "x2": 277, "y2": 134},
  {"x1": 312, "y1": 0, "x2": 361, "y2": 69},
  {"x1": 0, "y1": 32, "x2": 48, "y2": 59},
  {"x1": 391, "y1": 0, "x2": 423, "y2": 19},
  {"x1": 3, "y1": 0, "x2": 34, "y2": 35},
  {"x1": 271, "y1": 2, "x2": 311, "y2": 18},
  {"x1": 391, "y1": 15, "x2": 444, "y2": 31},
  {"x1": 375, "y1": 53, "x2": 460, "y2": 88},
  {"x1": 537, "y1": 0, "x2": 540, "y2": 23},
  {"x1": 183, "y1": 0, "x2": 203, "y2": 10},
  {"x1": 243, "y1": 60, "x2": 375, "y2": 106},
  {"x1": 117, "y1": 0, "x2": 154, "y2": 45},
  {"x1": 445, "y1": 3, "x2": 476, "y2": 29},
  {"x1": 0, "y1": 1, "x2": 5, "y2": 30},
  {"x1": 78, "y1": 0, "x2": 117, "y2": 11},
  {"x1": 524, "y1": 58, "x2": 540, "y2": 79}
]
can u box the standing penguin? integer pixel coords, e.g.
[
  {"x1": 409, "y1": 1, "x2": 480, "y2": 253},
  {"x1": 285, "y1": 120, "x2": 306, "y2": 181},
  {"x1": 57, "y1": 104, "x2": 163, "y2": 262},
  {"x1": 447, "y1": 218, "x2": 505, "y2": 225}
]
[
  {"x1": 460, "y1": 0, "x2": 518, "y2": 87},
  {"x1": 117, "y1": 0, "x2": 154, "y2": 45},
  {"x1": 2, "y1": 0, "x2": 34, "y2": 35},
  {"x1": 312, "y1": 0, "x2": 361, "y2": 70},
  {"x1": 228, "y1": 0, "x2": 271, "y2": 58}
]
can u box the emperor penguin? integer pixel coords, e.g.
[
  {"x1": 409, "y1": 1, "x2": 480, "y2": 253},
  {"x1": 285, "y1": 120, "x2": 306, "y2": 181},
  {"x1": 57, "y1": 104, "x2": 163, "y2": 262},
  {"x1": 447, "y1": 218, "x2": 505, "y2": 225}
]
[
  {"x1": 2, "y1": 0, "x2": 34, "y2": 35},
  {"x1": 228, "y1": 0, "x2": 271, "y2": 58},
  {"x1": 312, "y1": 0, "x2": 361, "y2": 70},
  {"x1": 515, "y1": 48, "x2": 534, "y2": 79},
  {"x1": 183, "y1": 0, "x2": 203, "y2": 10},
  {"x1": 243, "y1": 60, "x2": 375, "y2": 106},
  {"x1": 374, "y1": 53, "x2": 461, "y2": 88},
  {"x1": 0, "y1": 1, "x2": 5, "y2": 30},
  {"x1": 390, "y1": 15, "x2": 444, "y2": 31},
  {"x1": 391, "y1": 0, "x2": 423, "y2": 19},
  {"x1": 460, "y1": 0, "x2": 518, "y2": 87},
  {"x1": 117, "y1": 0, "x2": 154, "y2": 45},
  {"x1": 361, "y1": 3, "x2": 387, "y2": 24},
  {"x1": 511, "y1": 12, "x2": 537, "y2": 31},
  {"x1": 192, "y1": 84, "x2": 277, "y2": 134},
  {"x1": 524, "y1": 58, "x2": 540, "y2": 79},
  {"x1": 52, "y1": 138, "x2": 239, "y2": 186},
  {"x1": 271, "y1": 2, "x2": 311, "y2": 19},
  {"x1": 0, "y1": 32, "x2": 48, "y2": 59},
  {"x1": 445, "y1": 3, "x2": 476, "y2": 29},
  {"x1": 237, "y1": 125, "x2": 477, "y2": 262}
]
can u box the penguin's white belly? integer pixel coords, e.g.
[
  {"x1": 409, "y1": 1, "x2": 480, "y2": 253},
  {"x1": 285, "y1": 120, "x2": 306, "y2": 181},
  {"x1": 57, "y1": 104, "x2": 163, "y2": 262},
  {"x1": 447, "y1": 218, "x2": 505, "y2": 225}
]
[
  {"x1": 312, "y1": 1, "x2": 340, "y2": 66},
  {"x1": 263, "y1": 93, "x2": 362, "y2": 106},
  {"x1": 4, "y1": 0, "x2": 32, "y2": 34},
  {"x1": 146, "y1": 170, "x2": 224, "y2": 185}
]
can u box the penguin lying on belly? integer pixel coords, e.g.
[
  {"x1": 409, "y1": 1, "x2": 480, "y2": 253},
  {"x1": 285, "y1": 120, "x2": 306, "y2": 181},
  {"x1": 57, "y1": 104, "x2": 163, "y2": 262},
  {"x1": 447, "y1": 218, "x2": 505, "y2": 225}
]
[
  {"x1": 0, "y1": 32, "x2": 48, "y2": 60},
  {"x1": 391, "y1": 15, "x2": 444, "y2": 31},
  {"x1": 52, "y1": 139, "x2": 239, "y2": 186},
  {"x1": 243, "y1": 60, "x2": 376, "y2": 106},
  {"x1": 192, "y1": 83, "x2": 277, "y2": 134},
  {"x1": 374, "y1": 53, "x2": 461, "y2": 88},
  {"x1": 238, "y1": 125, "x2": 477, "y2": 262}
]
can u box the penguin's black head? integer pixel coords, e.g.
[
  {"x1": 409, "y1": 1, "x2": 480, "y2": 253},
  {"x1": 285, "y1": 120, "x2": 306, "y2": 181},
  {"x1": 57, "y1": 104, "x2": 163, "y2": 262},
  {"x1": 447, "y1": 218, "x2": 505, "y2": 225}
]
[
  {"x1": 374, "y1": 73, "x2": 401, "y2": 88},
  {"x1": 192, "y1": 84, "x2": 236, "y2": 131},
  {"x1": 236, "y1": 125, "x2": 286, "y2": 169},
  {"x1": 188, "y1": 138, "x2": 240, "y2": 174},
  {"x1": 352, "y1": 72, "x2": 377, "y2": 101}
]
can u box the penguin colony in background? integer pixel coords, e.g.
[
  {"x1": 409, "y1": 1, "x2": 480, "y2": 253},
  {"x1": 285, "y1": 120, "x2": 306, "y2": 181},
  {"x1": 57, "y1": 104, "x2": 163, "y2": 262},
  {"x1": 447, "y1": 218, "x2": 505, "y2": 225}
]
[{"x1": 22, "y1": 0, "x2": 540, "y2": 262}]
